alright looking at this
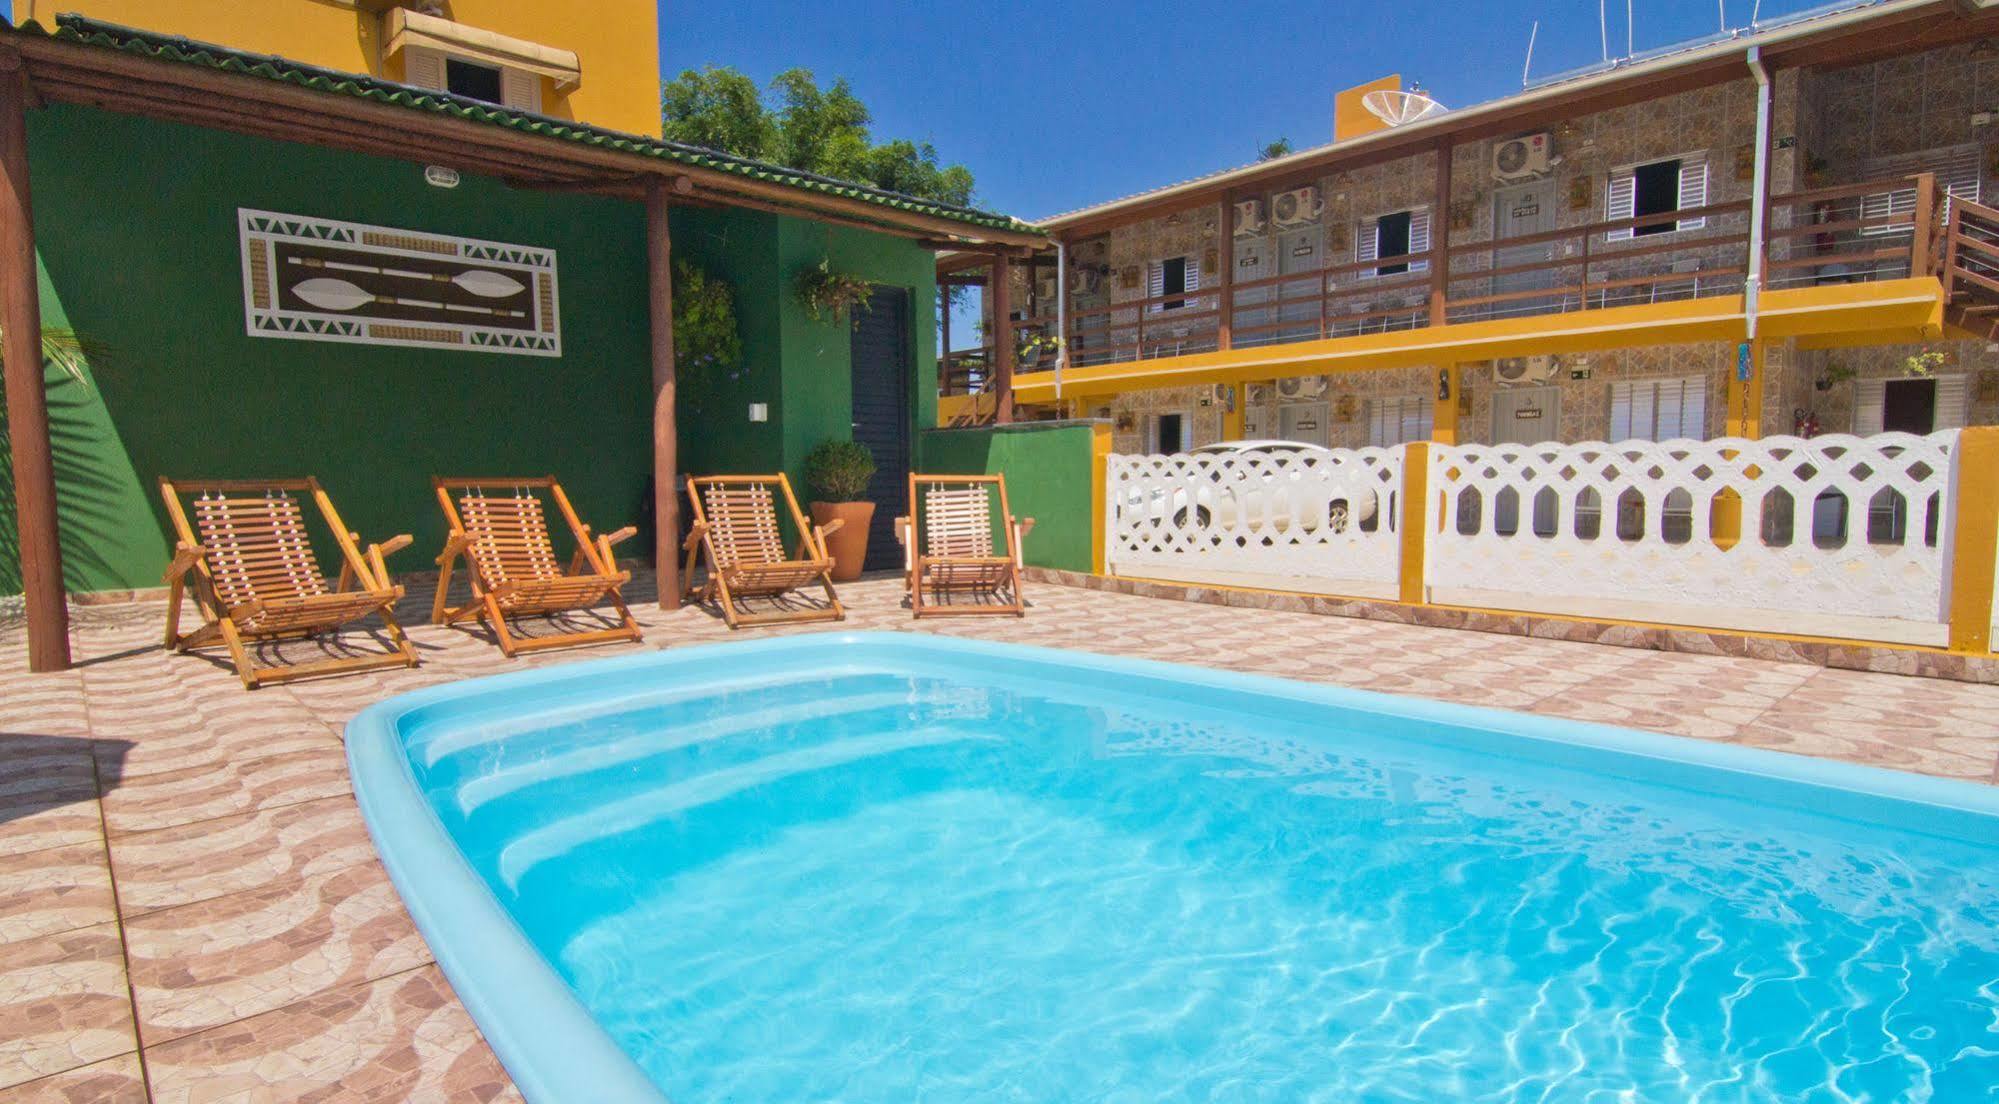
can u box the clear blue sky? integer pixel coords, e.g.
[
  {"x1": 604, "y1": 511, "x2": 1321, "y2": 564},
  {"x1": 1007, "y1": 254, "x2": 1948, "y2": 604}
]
[{"x1": 661, "y1": 0, "x2": 1846, "y2": 222}]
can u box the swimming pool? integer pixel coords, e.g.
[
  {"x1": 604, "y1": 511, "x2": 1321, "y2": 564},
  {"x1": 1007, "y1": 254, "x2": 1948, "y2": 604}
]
[{"x1": 347, "y1": 633, "x2": 1999, "y2": 1103}]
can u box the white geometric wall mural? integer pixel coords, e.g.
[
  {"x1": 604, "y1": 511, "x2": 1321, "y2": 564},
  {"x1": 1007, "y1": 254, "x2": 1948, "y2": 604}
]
[{"x1": 238, "y1": 208, "x2": 560, "y2": 357}]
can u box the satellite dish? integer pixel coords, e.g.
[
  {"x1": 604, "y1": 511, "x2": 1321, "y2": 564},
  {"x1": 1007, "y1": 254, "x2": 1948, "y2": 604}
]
[{"x1": 1361, "y1": 88, "x2": 1447, "y2": 127}]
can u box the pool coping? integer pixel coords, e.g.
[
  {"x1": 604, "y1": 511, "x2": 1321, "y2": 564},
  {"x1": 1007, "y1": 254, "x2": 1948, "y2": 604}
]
[{"x1": 345, "y1": 631, "x2": 1999, "y2": 1103}]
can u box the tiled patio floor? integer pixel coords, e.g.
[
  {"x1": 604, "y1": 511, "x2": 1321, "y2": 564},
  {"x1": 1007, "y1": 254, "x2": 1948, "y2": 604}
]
[{"x1": 4, "y1": 573, "x2": 1999, "y2": 1102}]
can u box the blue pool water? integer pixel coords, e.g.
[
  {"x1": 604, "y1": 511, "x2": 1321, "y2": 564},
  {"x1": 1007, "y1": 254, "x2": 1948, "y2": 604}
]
[{"x1": 350, "y1": 634, "x2": 1999, "y2": 1103}]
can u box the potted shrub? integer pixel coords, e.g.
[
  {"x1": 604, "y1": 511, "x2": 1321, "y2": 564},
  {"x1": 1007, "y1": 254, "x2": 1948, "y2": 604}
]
[{"x1": 804, "y1": 440, "x2": 877, "y2": 581}]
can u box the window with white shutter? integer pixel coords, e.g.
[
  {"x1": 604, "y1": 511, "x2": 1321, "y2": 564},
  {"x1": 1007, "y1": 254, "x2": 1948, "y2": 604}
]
[
  {"x1": 1860, "y1": 145, "x2": 1981, "y2": 235},
  {"x1": 405, "y1": 46, "x2": 538, "y2": 111},
  {"x1": 501, "y1": 67, "x2": 541, "y2": 112},
  {"x1": 1609, "y1": 376, "x2": 1708, "y2": 441},
  {"x1": 1367, "y1": 394, "x2": 1435, "y2": 446},
  {"x1": 1935, "y1": 374, "x2": 1969, "y2": 430},
  {"x1": 1146, "y1": 255, "x2": 1199, "y2": 313},
  {"x1": 1359, "y1": 209, "x2": 1429, "y2": 278},
  {"x1": 1607, "y1": 155, "x2": 1708, "y2": 241}
]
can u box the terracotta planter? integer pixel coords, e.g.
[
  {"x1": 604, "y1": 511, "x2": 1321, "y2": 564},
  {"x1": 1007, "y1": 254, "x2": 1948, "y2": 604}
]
[{"x1": 811, "y1": 500, "x2": 876, "y2": 581}]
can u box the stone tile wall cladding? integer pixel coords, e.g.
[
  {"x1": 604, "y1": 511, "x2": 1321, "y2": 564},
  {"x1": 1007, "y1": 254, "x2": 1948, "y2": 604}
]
[{"x1": 1060, "y1": 42, "x2": 1999, "y2": 449}]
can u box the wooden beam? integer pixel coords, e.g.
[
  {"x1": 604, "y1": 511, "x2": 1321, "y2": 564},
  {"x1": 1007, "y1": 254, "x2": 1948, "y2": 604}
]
[
  {"x1": 1429, "y1": 139, "x2": 1452, "y2": 325},
  {"x1": 0, "y1": 56, "x2": 69, "y2": 672},
  {"x1": 991, "y1": 254, "x2": 1015, "y2": 424},
  {"x1": 646, "y1": 178, "x2": 681, "y2": 610},
  {"x1": 1218, "y1": 197, "x2": 1234, "y2": 350}
]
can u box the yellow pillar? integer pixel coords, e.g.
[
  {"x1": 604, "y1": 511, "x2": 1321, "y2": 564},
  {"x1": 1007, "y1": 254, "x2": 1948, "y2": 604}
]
[
  {"x1": 1089, "y1": 421, "x2": 1114, "y2": 576},
  {"x1": 1947, "y1": 426, "x2": 1999, "y2": 654},
  {"x1": 1399, "y1": 441, "x2": 1431, "y2": 605},
  {"x1": 1431, "y1": 364, "x2": 1460, "y2": 444},
  {"x1": 1714, "y1": 339, "x2": 1767, "y2": 549}
]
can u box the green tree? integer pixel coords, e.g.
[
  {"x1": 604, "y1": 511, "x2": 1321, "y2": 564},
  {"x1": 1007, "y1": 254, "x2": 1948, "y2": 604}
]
[{"x1": 659, "y1": 66, "x2": 975, "y2": 207}]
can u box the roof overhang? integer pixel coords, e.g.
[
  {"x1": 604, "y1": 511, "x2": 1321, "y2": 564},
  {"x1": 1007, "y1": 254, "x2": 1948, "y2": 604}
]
[
  {"x1": 383, "y1": 8, "x2": 581, "y2": 90},
  {"x1": 0, "y1": 18, "x2": 1045, "y2": 249}
]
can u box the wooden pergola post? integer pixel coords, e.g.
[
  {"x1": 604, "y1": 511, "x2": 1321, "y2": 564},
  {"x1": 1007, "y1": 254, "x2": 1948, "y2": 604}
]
[
  {"x1": 645, "y1": 178, "x2": 680, "y2": 609},
  {"x1": 0, "y1": 56, "x2": 69, "y2": 672},
  {"x1": 990, "y1": 253, "x2": 1014, "y2": 424}
]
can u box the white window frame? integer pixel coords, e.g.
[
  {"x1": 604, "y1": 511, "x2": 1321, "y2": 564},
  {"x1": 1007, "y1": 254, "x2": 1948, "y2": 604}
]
[
  {"x1": 1606, "y1": 153, "x2": 1709, "y2": 242},
  {"x1": 1610, "y1": 375, "x2": 1709, "y2": 442},
  {"x1": 1142, "y1": 410, "x2": 1194, "y2": 453},
  {"x1": 1146, "y1": 254, "x2": 1202, "y2": 314},
  {"x1": 403, "y1": 45, "x2": 541, "y2": 112},
  {"x1": 1356, "y1": 207, "x2": 1432, "y2": 279},
  {"x1": 1853, "y1": 374, "x2": 1967, "y2": 435}
]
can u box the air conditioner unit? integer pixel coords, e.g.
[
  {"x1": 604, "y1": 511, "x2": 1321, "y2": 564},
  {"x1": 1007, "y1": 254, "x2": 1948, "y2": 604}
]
[
  {"x1": 1246, "y1": 382, "x2": 1275, "y2": 404},
  {"x1": 1234, "y1": 199, "x2": 1267, "y2": 237},
  {"x1": 1492, "y1": 133, "x2": 1552, "y2": 182},
  {"x1": 1072, "y1": 265, "x2": 1103, "y2": 295},
  {"x1": 1271, "y1": 186, "x2": 1324, "y2": 228},
  {"x1": 1494, "y1": 354, "x2": 1560, "y2": 384},
  {"x1": 1206, "y1": 383, "x2": 1234, "y2": 407},
  {"x1": 1035, "y1": 275, "x2": 1058, "y2": 299},
  {"x1": 1276, "y1": 375, "x2": 1328, "y2": 399}
]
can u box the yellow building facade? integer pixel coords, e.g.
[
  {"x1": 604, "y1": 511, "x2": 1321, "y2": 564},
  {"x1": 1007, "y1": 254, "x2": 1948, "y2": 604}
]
[{"x1": 16, "y1": 0, "x2": 662, "y2": 135}]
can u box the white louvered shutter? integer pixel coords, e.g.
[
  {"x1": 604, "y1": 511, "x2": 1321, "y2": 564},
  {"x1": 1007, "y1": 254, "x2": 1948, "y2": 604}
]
[
  {"x1": 403, "y1": 46, "x2": 445, "y2": 90},
  {"x1": 1185, "y1": 255, "x2": 1201, "y2": 296},
  {"x1": 1357, "y1": 217, "x2": 1380, "y2": 277},
  {"x1": 1146, "y1": 261, "x2": 1164, "y2": 314},
  {"x1": 1854, "y1": 378, "x2": 1887, "y2": 435},
  {"x1": 1676, "y1": 160, "x2": 1708, "y2": 231},
  {"x1": 1404, "y1": 395, "x2": 1435, "y2": 442},
  {"x1": 1935, "y1": 374, "x2": 1969, "y2": 430},
  {"x1": 501, "y1": 68, "x2": 541, "y2": 112},
  {"x1": 1408, "y1": 208, "x2": 1431, "y2": 275},
  {"x1": 1610, "y1": 377, "x2": 1705, "y2": 441},
  {"x1": 1367, "y1": 395, "x2": 1434, "y2": 446},
  {"x1": 1861, "y1": 145, "x2": 1981, "y2": 234},
  {"x1": 1606, "y1": 171, "x2": 1636, "y2": 242}
]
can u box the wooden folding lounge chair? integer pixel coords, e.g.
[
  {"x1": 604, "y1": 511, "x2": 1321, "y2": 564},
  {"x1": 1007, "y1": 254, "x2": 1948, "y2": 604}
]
[
  {"x1": 159, "y1": 477, "x2": 418, "y2": 689},
  {"x1": 431, "y1": 477, "x2": 641, "y2": 657},
  {"x1": 682, "y1": 474, "x2": 845, "y2": 628},
  {"x1": 898, "y1": 474, "x2": 1034, "y2": 618}
]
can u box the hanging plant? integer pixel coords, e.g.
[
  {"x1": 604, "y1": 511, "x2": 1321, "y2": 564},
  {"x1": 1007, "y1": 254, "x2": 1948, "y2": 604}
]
[
  {"x1": 1903, "y1": 346, "x2": 1953, "y2": 378},
  {"x1": 795, "y1": 259, "x2": 874, "y2": 326},
  {"x1": 671, "y1": 258, "x2": 743, "y2": 400}
]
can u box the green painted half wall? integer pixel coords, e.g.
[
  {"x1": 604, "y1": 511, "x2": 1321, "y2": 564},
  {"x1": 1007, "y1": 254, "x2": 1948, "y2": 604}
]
[{"x1": 0, "y1": 103, "x2": 937, "y2": 595}]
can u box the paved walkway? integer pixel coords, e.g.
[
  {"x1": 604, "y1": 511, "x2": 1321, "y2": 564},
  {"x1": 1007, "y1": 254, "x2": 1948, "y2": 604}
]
[{"x1": 4, "y1": 574, "x2": 1998, "y2": 1102}]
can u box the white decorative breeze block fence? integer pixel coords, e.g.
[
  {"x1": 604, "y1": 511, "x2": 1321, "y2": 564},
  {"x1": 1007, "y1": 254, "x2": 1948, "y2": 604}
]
[
  {"x1": 1106, "y1": 432, "x2": 1970, "y2": 646},
  {"x1": 1106, "y1": 449, "x2": 1405, "y2": 598},
  {"x1": 1425, "y1": 433, "x2": 1960, "y2": 645}
]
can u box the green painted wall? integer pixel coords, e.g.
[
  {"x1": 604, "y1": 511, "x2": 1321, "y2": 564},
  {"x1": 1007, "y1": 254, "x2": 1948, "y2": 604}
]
[
  {"x1": 917, "y1": 421, "x2": 1102, "y2": 573},
  {"x1": 0, "y1": 103, "x2": 938, "y2": 595}
]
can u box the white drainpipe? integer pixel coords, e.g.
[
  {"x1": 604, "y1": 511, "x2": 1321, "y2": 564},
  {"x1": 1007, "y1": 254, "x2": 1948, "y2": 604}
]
[
  {"x1": 1054, "y1": 238, "x2": 1068, "y2": 403},
  {"x1": 1746, "y1": 45, "x2": 1771, "y2": 340}
]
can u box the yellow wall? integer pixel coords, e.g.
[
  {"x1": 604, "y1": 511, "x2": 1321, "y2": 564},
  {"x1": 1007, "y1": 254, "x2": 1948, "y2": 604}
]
[{"x1": 20, "y1": 1, "x2": 663, "y2": 135}]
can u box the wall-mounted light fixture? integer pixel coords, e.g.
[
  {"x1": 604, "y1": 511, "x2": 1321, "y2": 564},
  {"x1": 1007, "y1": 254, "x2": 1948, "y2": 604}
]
[
  {"x1": 747, "y1": 402, "x2": 769, "y2": 423},
  {"x1": 424, "y1": 165, "x2": 461, "y2": 189}
]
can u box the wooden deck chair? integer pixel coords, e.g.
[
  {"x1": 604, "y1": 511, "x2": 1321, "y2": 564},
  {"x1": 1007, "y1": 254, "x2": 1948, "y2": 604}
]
[
  {"x1": 898, "y1": 474, "x2": 1034, "y2": 618},
  {"x1": 681, "y1": 474, "x2": 845, "y2": 628},
  {"x1": 158, "y1": 477, "x2": 418, "y2": 689},
  {"x1": 432, "y1": 477, "x2": 641, "y2": 656}
]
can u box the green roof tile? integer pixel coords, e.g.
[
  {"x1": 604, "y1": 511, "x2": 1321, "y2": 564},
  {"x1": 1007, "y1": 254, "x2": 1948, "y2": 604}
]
[{"x1": 15, "y1": 14, "x2": 1039, "y2": 238}]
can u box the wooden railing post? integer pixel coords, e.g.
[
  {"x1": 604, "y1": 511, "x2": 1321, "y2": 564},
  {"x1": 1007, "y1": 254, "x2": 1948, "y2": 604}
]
[
  {"x1": 1946, "y1": 425, "x2": 1999, "y2": 654},
  {"x1": 1942, "y1": 199, "x2": 1962, "y2": 302},
  {"x1": 991, "y1": 253, "x2": 1014, "y2": 424},
  {"x1": 1218, "y1": 196, "x2": 1234, "y2": 350},
  {"x1": 645, "y1": 177, "x2": 681, "y2": 610},
  {"x1": 1912, "y1": 171, "x2": 1937, "y2": 279},
  {"x1": 1398, "y1": 441, "x2": 1431, "y2": 605},
  {"x1": 1429, "y1": 138, "x2": 1452, "y2": 326}
]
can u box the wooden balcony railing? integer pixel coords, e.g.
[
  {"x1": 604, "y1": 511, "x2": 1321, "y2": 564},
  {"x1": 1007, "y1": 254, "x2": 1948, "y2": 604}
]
[{"x1": 1018, "y1": 173, "x2": 1945, "y2": 370}]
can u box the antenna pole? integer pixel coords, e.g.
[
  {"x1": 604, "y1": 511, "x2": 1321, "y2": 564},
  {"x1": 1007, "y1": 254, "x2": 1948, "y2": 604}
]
[
  {"x1": 1626, "y1": 0, "x2": 1634, "y2": 57},
  {"x1": 1523, "y1": 20, "x2": 1539, "y2": 86},
  {"x1": 1599, "y1": 0, "x2": 1610, "y2": 60},
  {"x1": 1719, "y1": 0, "x2": 1728, "y2": 34},
  {"x1": 1751, "y1": 0, "x2": 1762, "y2": 27}
]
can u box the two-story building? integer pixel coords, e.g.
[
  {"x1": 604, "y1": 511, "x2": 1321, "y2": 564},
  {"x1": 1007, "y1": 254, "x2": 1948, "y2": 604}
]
[{"x1": 945, "y1": 0, "x2": 1999, "y2": 464}]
